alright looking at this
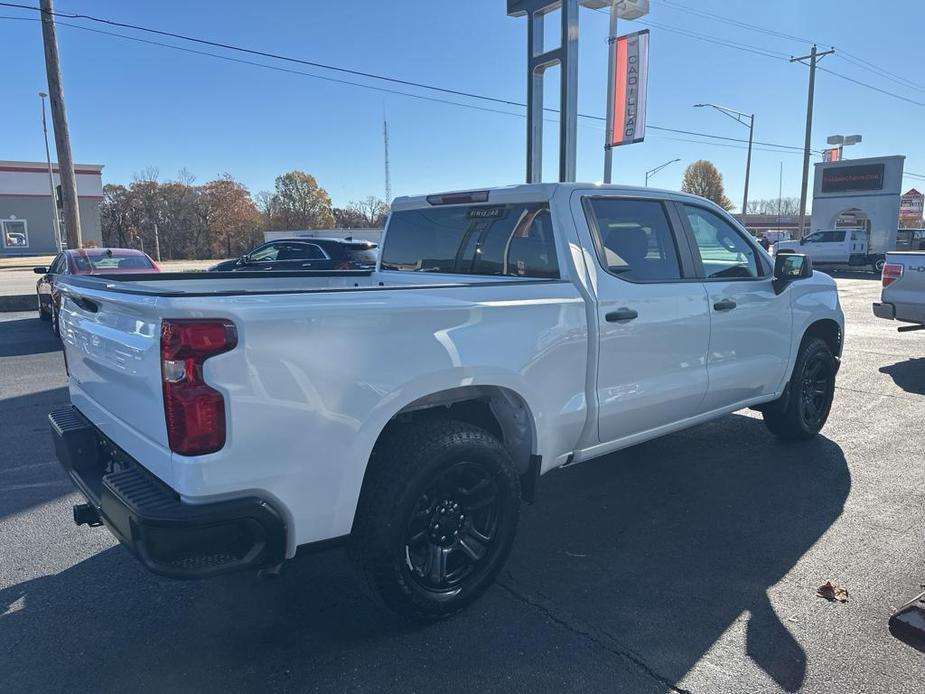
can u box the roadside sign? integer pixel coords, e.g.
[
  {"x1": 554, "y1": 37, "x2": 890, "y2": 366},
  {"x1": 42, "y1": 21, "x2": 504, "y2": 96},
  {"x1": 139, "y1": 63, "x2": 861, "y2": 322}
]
[{"x1": 609, "y1": 29, "x2": 650, "y2": 147}]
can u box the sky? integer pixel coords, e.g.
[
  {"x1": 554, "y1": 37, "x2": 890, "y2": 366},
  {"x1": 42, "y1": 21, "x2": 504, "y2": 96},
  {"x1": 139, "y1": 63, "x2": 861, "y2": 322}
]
[{"x1": 1, "y1": 0, "x2": 924, "y2": 209}]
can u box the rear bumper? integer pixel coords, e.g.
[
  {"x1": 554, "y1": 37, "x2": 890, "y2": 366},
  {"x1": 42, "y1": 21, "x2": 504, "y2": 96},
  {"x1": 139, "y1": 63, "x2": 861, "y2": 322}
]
[
  {"x1": 49, "y1": 405, "x2": 286, "y2": 578},
  {"x1": 873, "y1": 302, "x2": 895, "y2": 320}
]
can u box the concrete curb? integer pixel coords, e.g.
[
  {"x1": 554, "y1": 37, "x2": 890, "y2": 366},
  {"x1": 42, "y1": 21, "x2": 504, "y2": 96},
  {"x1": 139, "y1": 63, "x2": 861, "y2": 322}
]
[{"x1": 0, "y1": 294, "x2": 35, "y2": 312}]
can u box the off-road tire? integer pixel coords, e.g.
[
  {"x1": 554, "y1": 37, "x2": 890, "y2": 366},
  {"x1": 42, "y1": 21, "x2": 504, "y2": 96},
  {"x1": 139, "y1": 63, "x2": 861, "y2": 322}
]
[
  {"x1": 763, "y1": 337, "x2": 836, "y2": 441},
  {"x1": 351, "y1": 418, "x2": 520, "y2": 620}
]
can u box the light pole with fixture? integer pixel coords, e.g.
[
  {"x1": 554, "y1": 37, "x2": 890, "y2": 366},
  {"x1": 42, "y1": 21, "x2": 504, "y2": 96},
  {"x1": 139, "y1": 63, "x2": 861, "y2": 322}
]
[
  {"x1": 645, "y1": 158, "x2": 680, "y2": 186},
  {"x1": 825, "y1": 134, "x2": 862, "y2": 161},
  {"x1": 39, "y1": 92, "x2": 63, "y2": 251},
  {"x1": 694, "y1": 103, "x2": 755, "y2": 213}
]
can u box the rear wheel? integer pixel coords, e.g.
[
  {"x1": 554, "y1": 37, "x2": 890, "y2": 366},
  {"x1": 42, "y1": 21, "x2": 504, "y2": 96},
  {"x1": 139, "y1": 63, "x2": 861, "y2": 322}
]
[
  {"x1": 871, "y1": 256, "x2": 886, "y2": 273},
  {"x1": 38, "y1": 295, "x2": 51, "y2": 321},
  {"x1": 352, "y1": 419, "x2": 520, "y2": 620},
  {"x1": 763, "y1": 337, "x2": 836, "y2": 441}
]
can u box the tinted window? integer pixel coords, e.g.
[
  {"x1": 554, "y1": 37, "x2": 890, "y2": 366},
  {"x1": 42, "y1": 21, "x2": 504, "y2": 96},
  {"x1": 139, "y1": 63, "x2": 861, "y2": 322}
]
[
  {"x1": 381, "y1": 204, "x2": 559, "y2": 278},
  {"x1": 274, "y1": 243, "x2": 327, "y2": 261},
  {"x1": 72, "y1": 254, "x2": 155, "y2": 272},
  {"x1": 49, "y1": 254, "x2": 66, "y2": 274},
  {"x1": 683, "y1": 205, "x2": 761, "y2": 279},
  {"x1": 585, "y1": 198, "x2": 682, "y2": 281}
]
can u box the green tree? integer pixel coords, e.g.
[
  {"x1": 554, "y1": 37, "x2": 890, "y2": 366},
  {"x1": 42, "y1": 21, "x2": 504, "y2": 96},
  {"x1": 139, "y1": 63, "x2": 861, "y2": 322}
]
[
  {"x1": 268, "y1": 171, "x2": 335, "y2": 230},
  {"x1": 681, "y1": 160, "x2": 734, "y2": 211}
]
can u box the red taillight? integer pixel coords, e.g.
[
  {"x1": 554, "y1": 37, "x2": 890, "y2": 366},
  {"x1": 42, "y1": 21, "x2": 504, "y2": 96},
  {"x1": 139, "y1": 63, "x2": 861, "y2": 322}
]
[
  {"x1": 160, "y1": 319, "x2": 237, "y2": 456},
  {"x1": 882, "y1": 263, "x2": 903, "y2": 287}
]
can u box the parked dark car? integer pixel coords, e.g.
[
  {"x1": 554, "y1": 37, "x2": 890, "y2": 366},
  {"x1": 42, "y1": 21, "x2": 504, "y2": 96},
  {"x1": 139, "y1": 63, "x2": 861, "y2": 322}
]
[
  {"x1": 207, "y1": 237, "x2": 379, "y2": 272},
  {"x1": 35, "y1": 248, "x2": 160, "y2": 335}
]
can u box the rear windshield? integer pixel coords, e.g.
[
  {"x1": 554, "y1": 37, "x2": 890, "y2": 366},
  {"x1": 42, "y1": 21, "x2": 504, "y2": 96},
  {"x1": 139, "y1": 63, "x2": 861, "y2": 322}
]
[
  {"x1": 343, "y1": 245, "x2": 378, "y2": 266},
  {"x1": 381, "y1": 203, "x2": 559, "y2": 278},
  {"x1": 73, "y1": 254, "x2": 155, "y2": 272}
]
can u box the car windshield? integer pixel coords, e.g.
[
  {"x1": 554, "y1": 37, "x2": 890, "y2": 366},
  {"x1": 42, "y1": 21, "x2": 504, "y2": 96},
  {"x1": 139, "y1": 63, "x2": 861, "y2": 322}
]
[{"x1": 72, "y1": 254, "x2": 154, "y2": 272}]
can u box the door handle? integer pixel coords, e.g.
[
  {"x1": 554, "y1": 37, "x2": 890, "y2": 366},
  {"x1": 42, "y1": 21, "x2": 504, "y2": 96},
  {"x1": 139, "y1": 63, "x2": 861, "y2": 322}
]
[
  {"x1": 605, "y1": 308, "x2": 638, "y2": 322},
  {"x1": 713, "y1": 298, "x2": 737, "y2": 312}
]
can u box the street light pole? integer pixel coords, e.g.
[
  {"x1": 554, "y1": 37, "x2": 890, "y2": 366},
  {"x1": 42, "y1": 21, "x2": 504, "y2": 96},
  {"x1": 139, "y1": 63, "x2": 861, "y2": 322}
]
[
  {"x1": 644, "y1": 158, "x2": 680, "y2": 187},
  {"x1": 694, "y1": 103, "x2": 754, "y2": 214},
  {"x1": 39, "y1": 91, "x2": 62, "y2": 251}
]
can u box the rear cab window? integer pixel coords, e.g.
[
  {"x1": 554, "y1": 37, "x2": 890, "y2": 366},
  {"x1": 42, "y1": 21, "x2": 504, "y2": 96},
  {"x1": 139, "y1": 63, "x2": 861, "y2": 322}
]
[{"x1": 381, "y1": 203, "x2": 559, "y2": 279}]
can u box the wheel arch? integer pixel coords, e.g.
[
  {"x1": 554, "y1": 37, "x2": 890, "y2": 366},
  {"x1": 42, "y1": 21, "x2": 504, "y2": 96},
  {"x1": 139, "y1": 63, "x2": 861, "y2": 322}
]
[
  {"x1": 372, "y1": 385, "x2": 537, "y2": 477},
  {"x1": 802, "y1": 318, "x2": 842, "y2": 361}
]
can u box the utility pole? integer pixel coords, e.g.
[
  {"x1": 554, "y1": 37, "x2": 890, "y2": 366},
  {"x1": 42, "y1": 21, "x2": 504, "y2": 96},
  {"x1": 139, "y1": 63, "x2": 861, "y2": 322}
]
[
  {"x1": 153, "y1": 222, "x2": 161, "y2": 262},
  {"x1": 791, "y1": 45, "x2": 835, "y2": 238},
  {"x1": 383, "y1": 115, "x2": 392, "y2": 203},
  {"x1": 39, "y1": 92, "x2": 62, "y2": 252},
  {"x1": 39, "y1": 0, "x2": 81, "y2": 248}
]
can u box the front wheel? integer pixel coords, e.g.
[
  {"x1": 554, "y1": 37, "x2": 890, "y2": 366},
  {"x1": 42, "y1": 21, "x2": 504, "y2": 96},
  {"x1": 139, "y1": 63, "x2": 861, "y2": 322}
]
[
  {"x1": 352, "y1": 419, "x2": 520, "y2": 620},
  {"x1": 38, "y1": 295, "x2": 51, "y2": 321},
  {"x1": 763, "y1": 337, "x2": 836, "y2": 441}
]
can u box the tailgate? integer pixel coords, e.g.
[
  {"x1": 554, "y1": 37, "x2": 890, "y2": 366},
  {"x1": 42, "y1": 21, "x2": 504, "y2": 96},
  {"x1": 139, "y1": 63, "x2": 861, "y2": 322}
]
[
  {"x1": 58, "y1": 282, "x2": 170, "y2": 465},
  {"x1": 885, "y1": 253, "x2": 925, "y2": 321}
]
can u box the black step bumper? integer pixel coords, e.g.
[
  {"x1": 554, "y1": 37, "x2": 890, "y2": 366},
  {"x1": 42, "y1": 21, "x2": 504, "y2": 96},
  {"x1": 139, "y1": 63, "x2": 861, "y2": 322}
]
[{"x1": 49, "y1": 405, "x2": 286, "y2": 578}]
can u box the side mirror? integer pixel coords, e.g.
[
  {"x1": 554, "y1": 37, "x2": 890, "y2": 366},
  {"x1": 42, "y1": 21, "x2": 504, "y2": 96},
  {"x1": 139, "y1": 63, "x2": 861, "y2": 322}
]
[
  {"x1": 773, "y1": 253, "x2": 813, "y2": 294},
  {"x1": 33, "y1": 266, "x2": 48, "y2": 274},
  {"x1": 238, "y1": 255, "x2": 249, "y2": 265},
  {"x1": 799, "y1": 237, "x2": 806, "y2": 245}
]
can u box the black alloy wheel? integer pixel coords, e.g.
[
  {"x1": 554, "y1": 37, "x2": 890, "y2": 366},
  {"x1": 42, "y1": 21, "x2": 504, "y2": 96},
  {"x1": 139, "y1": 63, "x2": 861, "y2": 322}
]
[{"x1": 403, "y1": 461, "x2": 501, "y2": 594}]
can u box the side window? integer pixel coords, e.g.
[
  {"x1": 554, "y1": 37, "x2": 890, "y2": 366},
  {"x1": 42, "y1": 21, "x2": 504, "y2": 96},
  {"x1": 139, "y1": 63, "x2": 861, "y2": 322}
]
[
  {"x1": 832, "y1": 230, "x2": 847, "y2": 242},
  {"x1": 585, "y1": 198, "x2": 682, "y2": 282},
  {"x1": 804, "y1": 232, "x2": 823, "y2": 243},
  {"x1": 248, "y1": 243, "x2": 280, "y2": 262},
  {"x1": 683, "y1": 205, "x2": 762, "y2": 280},
  {"x1": 49, "y1": 254, "x2": 65, "y2": 274},
  {"x1": 274, "y1": 243, "x2": 327, "y2": 261}
]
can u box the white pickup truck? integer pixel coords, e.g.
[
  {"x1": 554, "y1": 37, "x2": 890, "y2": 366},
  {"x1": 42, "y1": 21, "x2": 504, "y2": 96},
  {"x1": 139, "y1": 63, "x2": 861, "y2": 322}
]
[
  {"x1": 50, "y1": 183, "x2": 844, "y2": 618},
  {"x1": 774, "y1": 227, "x2": 886, "y2": 272},
  {"x1": 873, "y1": 251, "x2": 925, "y2": 332}
]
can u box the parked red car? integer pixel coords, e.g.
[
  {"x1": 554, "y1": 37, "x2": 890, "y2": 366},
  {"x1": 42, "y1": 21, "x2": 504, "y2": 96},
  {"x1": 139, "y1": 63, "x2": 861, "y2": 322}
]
[{"x1": 35, "y1": 248, "x2": 160, "y2": 335}]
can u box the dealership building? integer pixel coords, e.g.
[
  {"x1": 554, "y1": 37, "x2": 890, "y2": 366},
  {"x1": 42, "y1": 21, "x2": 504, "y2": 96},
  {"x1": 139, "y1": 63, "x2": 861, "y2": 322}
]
[{"x1": 0, "y1": 160, "x2": 104, "y2": 256}]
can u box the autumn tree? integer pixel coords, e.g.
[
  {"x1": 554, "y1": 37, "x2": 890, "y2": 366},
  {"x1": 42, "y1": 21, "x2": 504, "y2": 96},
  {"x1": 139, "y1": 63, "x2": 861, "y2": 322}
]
[
  {"x1": 199, "y1": 175, "x2": 263, "y2": 258},
  {"x1": 333, "y1": 206, "x2": 368, "y2": 229},
  {"x1": 267, "y1": 171, "x2": 335, "y2": 230},
  {"x1": 350, "y1": 196, "x2": 390, "y2": 227},
  {"x1": 681, "y1": 160, "x2": 734, "y2": 211}
]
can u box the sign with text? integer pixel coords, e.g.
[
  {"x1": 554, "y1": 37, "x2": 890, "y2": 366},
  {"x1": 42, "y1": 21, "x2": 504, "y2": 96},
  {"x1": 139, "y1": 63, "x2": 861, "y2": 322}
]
[
  {"x1": 820, "y1": 163, "x2": 885, "y2": 193},
  {"x1": 610, "y1": 29, "x2": 649, "y2": 147}
]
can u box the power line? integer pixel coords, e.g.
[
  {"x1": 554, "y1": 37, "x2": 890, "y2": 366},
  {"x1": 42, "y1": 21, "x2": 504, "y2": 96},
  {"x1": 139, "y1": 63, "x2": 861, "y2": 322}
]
[
  {"x1": 816, "y1": 65, "x2": 925, "y2": 107},
  {"x1": 0, "y1": 11, "x2": 820, "y2": 155},
  {"x1": 650, "y1": 0, "x2": 925, "y2": 93}
]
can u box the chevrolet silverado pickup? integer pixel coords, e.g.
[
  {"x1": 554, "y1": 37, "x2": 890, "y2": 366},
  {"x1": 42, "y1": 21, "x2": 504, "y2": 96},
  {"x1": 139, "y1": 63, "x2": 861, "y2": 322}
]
[
  {"x1": 49, "y1": 183, "x2": 844, "y2": 619},
  {"x1": 873, "y1": 251, "x2": 925, "y2": 332}
]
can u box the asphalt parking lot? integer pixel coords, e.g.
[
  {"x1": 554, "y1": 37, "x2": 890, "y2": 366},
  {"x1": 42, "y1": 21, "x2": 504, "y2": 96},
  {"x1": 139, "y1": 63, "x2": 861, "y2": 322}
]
[{"x1": 1, "y1": 276, "x2": 923, "y2": 694}]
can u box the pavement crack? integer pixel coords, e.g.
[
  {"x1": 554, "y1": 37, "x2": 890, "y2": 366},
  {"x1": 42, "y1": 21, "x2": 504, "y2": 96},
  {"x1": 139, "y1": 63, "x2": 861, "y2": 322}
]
[
  {"x1": 496, "y1": 577, "x2": 692, "y2": 694},
  {"x1": 834, "y1": 385, "x2": 920, "y2": 402}
]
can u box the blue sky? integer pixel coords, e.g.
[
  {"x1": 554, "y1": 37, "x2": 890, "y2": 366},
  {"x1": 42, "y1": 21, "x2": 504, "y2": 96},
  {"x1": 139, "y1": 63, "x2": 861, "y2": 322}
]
[{"x1": 1, "y1": 0, "x2": 923, "y2": 209}]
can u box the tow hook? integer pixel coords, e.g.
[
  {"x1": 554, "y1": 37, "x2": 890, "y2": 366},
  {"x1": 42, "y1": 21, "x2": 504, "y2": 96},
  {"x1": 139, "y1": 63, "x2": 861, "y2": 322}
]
[{"x1": 73, "y1": 503, "x2": 102, "y2": 527}]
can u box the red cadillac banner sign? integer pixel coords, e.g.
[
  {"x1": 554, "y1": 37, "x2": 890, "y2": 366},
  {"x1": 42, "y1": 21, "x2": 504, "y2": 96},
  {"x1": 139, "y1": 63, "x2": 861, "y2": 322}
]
[{"x1": 610, "y1": 29, "x2": 650, "y2": 147}]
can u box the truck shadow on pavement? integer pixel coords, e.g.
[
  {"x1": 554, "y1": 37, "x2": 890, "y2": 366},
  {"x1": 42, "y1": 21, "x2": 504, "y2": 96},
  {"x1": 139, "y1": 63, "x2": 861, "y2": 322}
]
[
  {"x1": 0, "y1": 317, "x2": 60, "y2": 358},
  {"x1": 0, "y1": 414, "x2": 850, "y2": 693},
  {"x1": 879, "y1": 358, "x2": 925, "y2": 395}
]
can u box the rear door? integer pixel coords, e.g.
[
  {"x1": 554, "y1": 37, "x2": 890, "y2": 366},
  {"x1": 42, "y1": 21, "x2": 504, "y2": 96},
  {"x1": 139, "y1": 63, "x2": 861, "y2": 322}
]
[
  {"x1": 678, "y1": 203, "x2": 791, "y2": 411},
  {"x1": 577, "y1": 195, "x2": 711, "y2": 443}
]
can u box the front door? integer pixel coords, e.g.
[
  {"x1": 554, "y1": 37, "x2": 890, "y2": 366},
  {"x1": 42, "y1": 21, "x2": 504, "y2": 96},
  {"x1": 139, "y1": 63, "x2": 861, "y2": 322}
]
[
  {"x1": 579, "y1": 196, "x2": 711, "y2": 443},
  {"x1": 679, "y1": 203, "x2": 792, "y2": 411}
]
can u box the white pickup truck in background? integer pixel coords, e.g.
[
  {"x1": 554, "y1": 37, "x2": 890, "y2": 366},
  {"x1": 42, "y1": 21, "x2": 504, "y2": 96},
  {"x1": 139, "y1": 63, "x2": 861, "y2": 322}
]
[
  {"x1": 49, "y1": 183, "x2": 844, "y2": 618},
  {"x1": 775, "y1": 227, "x2": 885, "y2": 272},
  {"x1": 873, "y1": 251, "x2": 925, "y2": 333}
]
